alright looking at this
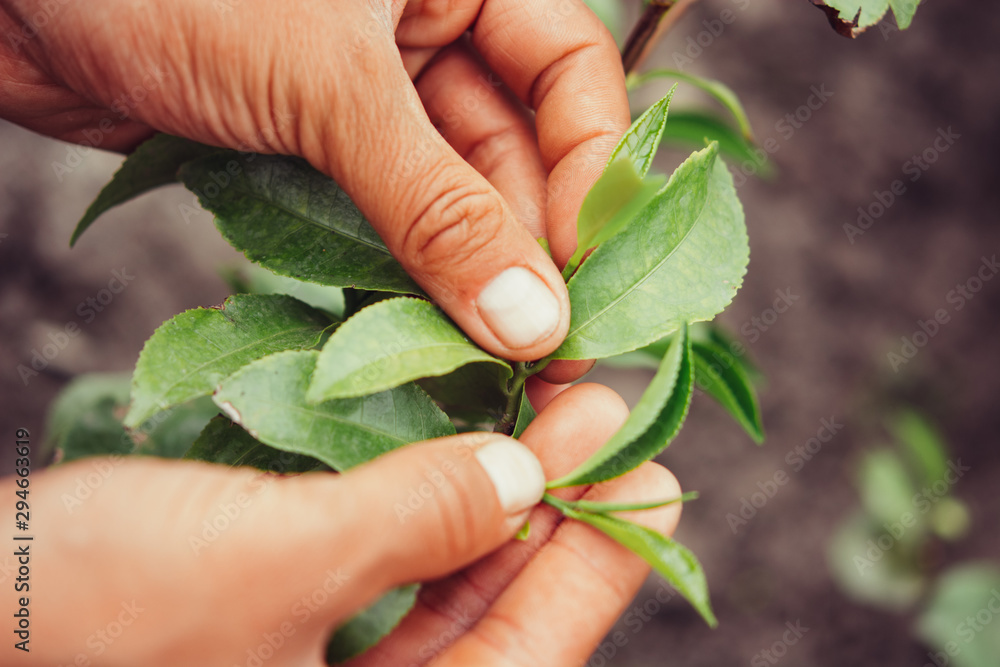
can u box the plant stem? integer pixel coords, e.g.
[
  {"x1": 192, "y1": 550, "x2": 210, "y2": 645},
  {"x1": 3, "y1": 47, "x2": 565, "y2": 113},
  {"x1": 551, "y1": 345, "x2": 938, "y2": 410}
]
[
  {"x1": 493, "y1": 361, "x2": 531, "y2": 435},
  {"x1": 542, "y1": 493, "x2": 575, "y2": 513},
  {"x1": 621, "y1": 0, "x2": 701, "y2": 76},
  {"x1": 525, "y1": 357, "x2": 552, "y2": 377},
  {"x1": 542, "y1": 491, "x2": 698, "y2": 514},
  {"x1": 569, "y1": 491, "x2": 699, "y2": 512}
]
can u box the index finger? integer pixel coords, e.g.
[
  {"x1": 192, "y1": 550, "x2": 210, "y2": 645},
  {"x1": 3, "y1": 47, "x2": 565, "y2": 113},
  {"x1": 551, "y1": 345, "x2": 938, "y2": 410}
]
[{"x1": 470, "y1": 0, "x2": 630, "y2": 267}]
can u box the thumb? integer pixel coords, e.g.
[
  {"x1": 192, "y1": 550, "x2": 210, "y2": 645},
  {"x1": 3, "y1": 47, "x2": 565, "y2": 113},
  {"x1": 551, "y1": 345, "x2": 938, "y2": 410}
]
[
  {"x1": 299, "y1": 23, "x2": 569, "y2": 361},
  {"x1": 328, "y1": 433, "x2": 546, "y2": 590}
]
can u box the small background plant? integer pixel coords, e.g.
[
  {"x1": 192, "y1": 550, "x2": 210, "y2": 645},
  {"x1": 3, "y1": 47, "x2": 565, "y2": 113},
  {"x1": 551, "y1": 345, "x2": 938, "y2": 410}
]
[{"x1": 828, "y1": 410, "x2": 1000, "y2": 667}]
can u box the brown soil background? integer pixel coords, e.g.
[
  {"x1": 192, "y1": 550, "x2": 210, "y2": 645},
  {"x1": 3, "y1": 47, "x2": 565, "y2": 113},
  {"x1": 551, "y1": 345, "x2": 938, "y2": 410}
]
[{"x1": 1, "y1": 0, "x2": 997, "y2": 665}]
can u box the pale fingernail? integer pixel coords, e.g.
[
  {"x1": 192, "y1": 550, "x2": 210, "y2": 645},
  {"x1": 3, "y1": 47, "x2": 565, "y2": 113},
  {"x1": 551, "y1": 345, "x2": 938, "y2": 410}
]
[
  {"x1": 474, "y1": 438, "x2": 546, "y2": 516},
  {"x1": 476, "y1": 267, "x2": 561, "y2": 349}
]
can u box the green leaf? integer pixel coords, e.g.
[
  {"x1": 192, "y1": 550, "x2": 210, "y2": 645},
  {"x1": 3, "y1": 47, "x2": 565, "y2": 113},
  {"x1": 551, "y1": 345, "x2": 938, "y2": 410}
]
[
  {"x1": 826, "y1": 510, "x2": 925, "y2": 611},
  {"x1": 563, "y1": 159, "x2": 666, "y2": 279},
  {"x1": 889, "y1": 411, "x2": 949, "y2": 487},
  {"x1": 696, "y1": 322, "x2": 761, "y2": 380},
  {"x1": 928, "y1": 497, "x2": 971, "y2": 542},
  {"x1": 813, "y1": 0, "x2": 919, "y2": 34},
  {"x1": 213, "y1": 351, "x2": 455, "y2": 470},
  {"x1": 817, "y1": 0, "x2": 888, "y2": 31},
  {"x1": 560, "y1": 508, "x2": 716, "y2": 626},
  {"x1": 514, "y1": 520, "x2": 531, "y2": 541},
  {"x1": 179, "y1": 153, "x2": 422, "y2": 294},
  {"x1": 857, "y1": 449, "x2": 920, "y2": 533},
  {"x1": 608, "y1": 89, "x2": 676, "y2": 178},
  {"x1": 660, "y1": 111, "x2": 773, "y2": 177},
  {"x1": 562, "y1": 90, "x2": 678, "y2": 279},
  {"x1": 326, "y1": 585, "x2": 418, "y2": 663},
  {"x1": 512, "y1": 387, "x2": 537, "y2": 439},
  {"x1": 46, "y1": 375, "x2": 218, "y2": 463},
  {"x1": 131, "y1": 396, "x2": 221, "y2": 459},
  {"x1": 549, "y1": 326, "x2": 693, "y2": 488},
  {"x1": 628, "y1": 70, "x2": 755, "y2": 141},
  {"x1": 692, "y1": 340, "x2": 764, "y2": 443},
  {"x1": 71, "y1": 134, "x2": 222, "y2": 245},
  {"x1": 554, "y1": 144, "x2": 748, "y2": 360},
  {"x1": 308, "y1": 297, "x2": 508, "y2": 401},
  {"x1": 49, "y1": 377, "x2": 135, "y2": 464},
  {"x1": 916, "y1": 564, "x2": 1000, "y2": 667},
  {"x1": 888, "y1": 0, "x2": 919, "y2": 29},
  {"x1": 126, "y1": 294, "x2": 333, "y2": 428},
  {"x1": 224, "y1": 263, "x2": 346, "y2": 318},
  {"x1": 596, "y1": 335, "x2": 673, "y2": 370},
  {"x1": 184, "y1": 416, "x2": 325, "y2": 473},
  {"x1": 56, "y1": 400, "x2": 133, "y2": 463},
  {"x1": 44, "y1": 373, "x2": 131, "y2": 461}
]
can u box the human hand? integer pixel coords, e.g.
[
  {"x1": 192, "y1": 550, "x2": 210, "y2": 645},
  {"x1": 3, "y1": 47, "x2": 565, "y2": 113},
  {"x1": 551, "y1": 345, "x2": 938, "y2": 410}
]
[
  {"x1": 0, "y1": 0, "x2": 628, "y2": 376},
  {"x1": 3, "y1": 383, "x2": 681, "y2": 667}
]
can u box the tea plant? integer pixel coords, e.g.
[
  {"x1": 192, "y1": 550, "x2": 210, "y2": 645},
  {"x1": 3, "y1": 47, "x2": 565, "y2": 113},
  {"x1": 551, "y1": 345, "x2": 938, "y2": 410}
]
[
  {"x1": 827, "y1": 411, "x2": 999, "y2": 667},
  {"x1": 64, "y1": 94, "x2": 756, "y2": 630},
  {"x1": 48, "y1": 0, "x2": 922, "y2": 660}
]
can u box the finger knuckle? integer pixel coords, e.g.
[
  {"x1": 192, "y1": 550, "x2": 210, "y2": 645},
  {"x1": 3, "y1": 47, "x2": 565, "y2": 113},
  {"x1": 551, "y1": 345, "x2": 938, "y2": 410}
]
[
  {"x1": 425, "y1": 470, "x2": 481, "y2": 563},
  {"x1": 402, "y1": 175, "x2": 506, "y2": 276}
]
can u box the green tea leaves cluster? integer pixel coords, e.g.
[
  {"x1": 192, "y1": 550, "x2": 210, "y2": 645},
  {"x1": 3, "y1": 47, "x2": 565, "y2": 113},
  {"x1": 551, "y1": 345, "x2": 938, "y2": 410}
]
[
  {"x1": 125, "y1": 294, "x2": 332, "y2": 428},
  {"x1": 63, "y1": 89, "x2": 763, "y2": 638},
  {"x1": 556, "y1": 144, "x2": 747, "y2": 360}
]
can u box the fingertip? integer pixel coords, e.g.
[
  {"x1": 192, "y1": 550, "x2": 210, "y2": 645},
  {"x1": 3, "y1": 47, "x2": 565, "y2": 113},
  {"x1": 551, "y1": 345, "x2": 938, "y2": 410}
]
[
  {"x1": 537, "y1": 358, "x2": 595, "y2": 384},
  {"x1": 592, "y1": 462, "x2": 684, "y2": 537},
  {"x1": 520, "y1": 382, "x2": 630, "y2": 480},
  {"x1": 544, "y1": 382, "x2": 630, "y2": 430},
  {"x1": 334, "y1": 433, "x2": 548, "y2": 586},
  {"x1": 473, "y1": 436, "x2": 547, "y2": 521},
  {"x1": 473, "y1": 261, "x2": 569, "y2": 361},
  {"x1": 524, "y1": 376, "x2": 571, "y2": 413}
]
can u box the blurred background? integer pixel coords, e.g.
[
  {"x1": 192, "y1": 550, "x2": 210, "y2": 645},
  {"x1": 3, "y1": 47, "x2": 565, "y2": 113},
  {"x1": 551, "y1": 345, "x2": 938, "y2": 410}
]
[{"x1": 1, "y1": 0, "x2": 997, "y2": 665}]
